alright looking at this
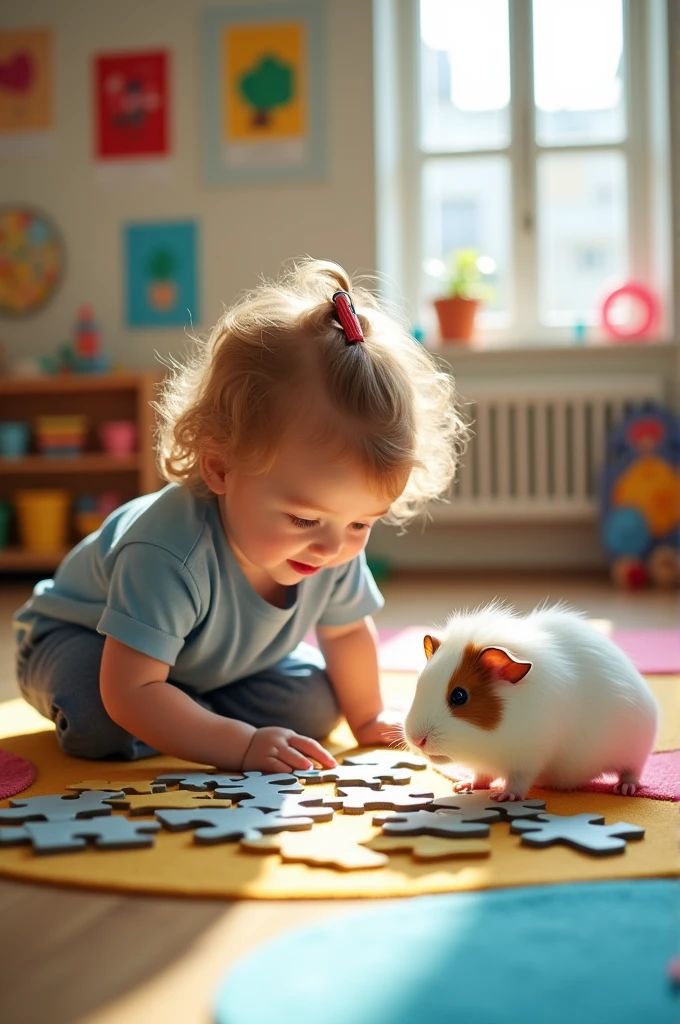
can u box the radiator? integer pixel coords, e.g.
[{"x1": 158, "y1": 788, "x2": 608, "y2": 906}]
[{"x1": 434, "y1": 373, "x2": 666, "y2": 522}]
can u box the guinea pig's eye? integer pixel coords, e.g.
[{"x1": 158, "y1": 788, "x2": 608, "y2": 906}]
[{"x1": 449, "y1": 687, "x2": 469, "y2": 707}]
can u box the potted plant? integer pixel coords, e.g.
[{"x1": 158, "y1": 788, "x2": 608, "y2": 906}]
[{"x1": 433, "y1": 249, "x2": 487, "y2": 343}]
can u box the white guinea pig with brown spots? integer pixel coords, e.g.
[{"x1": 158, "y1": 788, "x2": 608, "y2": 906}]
[{"x1": 404, "y1": 603, "x2": 659, "y2": 801}]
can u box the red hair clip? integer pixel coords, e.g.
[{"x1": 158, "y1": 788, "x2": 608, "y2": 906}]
[{"x1": 332, "y1": 290, "x2": 364, "y2": 344}]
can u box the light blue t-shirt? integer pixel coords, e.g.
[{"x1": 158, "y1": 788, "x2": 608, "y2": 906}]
[{"x1": 13, "y1": 484, "x2": 384, "y2": 694}]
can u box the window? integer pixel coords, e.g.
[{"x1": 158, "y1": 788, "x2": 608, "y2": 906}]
[{"x1": 377, "y1": 0, "x2": 671, "y2": 344}]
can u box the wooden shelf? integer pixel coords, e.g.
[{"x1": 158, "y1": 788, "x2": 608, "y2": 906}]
[
  {"x1": 0, "y1": 546, "x2": 69, "y2": 572},
  {"x1": 0, "y1": 373, "x2": 153, "y2": 395},
  {"x1": 0, "y1": 371, "x2": 163, "y2": 571},
  {"x1": 0, "y1": 454, "x2": 141, "y2": 474}
]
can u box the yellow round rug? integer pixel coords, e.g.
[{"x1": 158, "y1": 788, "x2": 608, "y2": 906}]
[{"x1": 0, "y1": 693, "x2": 676, "y2": 900}]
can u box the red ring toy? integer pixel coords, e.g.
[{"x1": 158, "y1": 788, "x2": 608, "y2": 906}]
[{"x1": 600, "y1": 281, "x2": 660, "y2": 341}]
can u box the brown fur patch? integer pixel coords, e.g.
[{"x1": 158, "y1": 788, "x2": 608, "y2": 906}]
[{"x1": 445, "y1": 643, "x2": 504, "y2": 731}]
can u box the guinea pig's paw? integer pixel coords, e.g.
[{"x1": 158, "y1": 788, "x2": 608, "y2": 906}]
[
  {"x1": 614, "y1": 780, "x2": 638, "y2": 796},
  {"x1": 491, "y1": 791, "x2": 524, "y2": 802},
  {"x1": 453, "y1": 780, "x2": 474, "y2": 793}
]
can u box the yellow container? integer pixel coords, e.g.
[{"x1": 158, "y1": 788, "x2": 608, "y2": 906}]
[{"x1": 14, "y1": 489, "x2": 70, "y2": 552}]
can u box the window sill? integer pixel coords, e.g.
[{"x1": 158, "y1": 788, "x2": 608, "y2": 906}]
[{"x1": 425, "y1": 338, "x2": 677, "y2": 359}]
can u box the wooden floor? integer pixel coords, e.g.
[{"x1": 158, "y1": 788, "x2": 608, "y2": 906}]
[{"x1": 0, "y1": 571, "x2": 676, "y2": 1024}]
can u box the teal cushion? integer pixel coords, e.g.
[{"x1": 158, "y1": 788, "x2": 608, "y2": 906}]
[{"x1": 214, "y1": 881, "x2": 678, "y2": 1024}]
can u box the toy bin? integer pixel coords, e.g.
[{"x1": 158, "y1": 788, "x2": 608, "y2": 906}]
[
  {"x1": 99, "y1": 420, "x2": 137, "y2": 456},
  {"x1": 14, "y1": 489, "x2": 70, "y2": 552},
  {"x1": 34, "y1": 415, "x2": 89, "y2": 458},
  {"x1": 0, "y1": 421, "x2": 30, "y2": 459}
]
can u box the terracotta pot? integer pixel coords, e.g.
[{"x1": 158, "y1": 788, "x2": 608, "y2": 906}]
[{"x1": 434, "y1": 296, "x2": 479, "y2": 343}]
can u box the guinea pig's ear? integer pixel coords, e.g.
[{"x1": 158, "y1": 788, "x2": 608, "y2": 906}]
[
  {"x1": 423, "y1": 635, "x2": 441, "y2": 660},
  {"x1": 480, "y1": 646, "x2": 532, "y2": 683}
]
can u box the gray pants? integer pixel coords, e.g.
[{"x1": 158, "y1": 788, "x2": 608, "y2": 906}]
[{"x1": 16, "y1": 624, "x2": 341, "y2": 762}]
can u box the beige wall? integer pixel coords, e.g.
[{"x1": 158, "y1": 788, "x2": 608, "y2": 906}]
[{"x1": 0, "y1": 0, "x2": 376, "y2": 370}]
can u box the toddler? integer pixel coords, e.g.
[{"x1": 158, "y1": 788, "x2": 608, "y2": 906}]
[{"x1": 14, "y1": 259, "x2": 467, "y2": 772}]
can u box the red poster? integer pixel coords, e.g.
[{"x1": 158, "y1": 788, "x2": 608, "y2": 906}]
[{"x1": 95, "y1": 50, "x2": 169, "y2": 159}]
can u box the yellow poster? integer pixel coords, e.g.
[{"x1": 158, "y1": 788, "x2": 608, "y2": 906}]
[
  {"x1": 223, "y1": 21, "x2": 306, "y2": 141},
  {"x1": 0, "y1": 29, "x2": 52, "y2": 133}
]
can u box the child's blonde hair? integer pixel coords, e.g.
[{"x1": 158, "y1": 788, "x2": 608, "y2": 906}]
[{"x1": 155, "y1": 258, "x2": 468, "y2": 527}]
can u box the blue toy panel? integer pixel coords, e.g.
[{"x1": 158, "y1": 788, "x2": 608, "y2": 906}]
[{"x1": 600, "y1": 402, "x2": 680, "y2": 563}]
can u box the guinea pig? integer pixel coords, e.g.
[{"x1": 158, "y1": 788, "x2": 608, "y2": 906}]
[{"x1": 403, "y1": 602, "x2": 659, "y2": 801}]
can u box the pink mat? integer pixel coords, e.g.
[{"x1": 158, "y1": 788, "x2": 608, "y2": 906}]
[
  {"x1": 609, "y1": 629, "x2": 680, "y2": 675},
  {"x1": 0, "y1": 748, "x2": 36, "y2": 799},
  {"x1": 583, "y1": 750, "x2": 679, "y2": 802},
  {"x1": 354, "y1": 626, "x2": 680, "y2": 675}
]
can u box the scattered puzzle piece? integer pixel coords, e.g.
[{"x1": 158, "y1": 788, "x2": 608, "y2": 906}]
[
  {"x1": 510, "y1": 813, "x2": 645, "y2": 856},
  {"x1": 241, "y1": 832, "x2": 389, "y2": 871},
  {"x1": 155, "y1": 806, "x2": 317, "y2": 843},
  {"x1": 67, "y1": 779, "x2": 166, "y2": 795},
  {"x1": 103, "y1": 792, "x2": 235, "y2": 815},
  {"x1": 295, "y1": 765, "x2": 412, "y2": 788},
  {"x1": 429, "y1": 792, "x2": 547, "y2": 822},
  {"x1": 364, "y1": 834, "x2": 491, "y2": 861},
  {"x1": 317, "y1": 785, "x2": 435, "y2": 815},
  {"x1": 153, "y1": 771, "x2": 252, "y2": 791},
  {"x1": 211, "y1": 772, "x2": 303, "y2": 809},
  {"x1": 0, "y1": 817, "x2": 160, "y2": 853},
  {"x1": 0, "y1": 791, "x2": 122, "y2": 823},
  {"x1": 373, "y1": 810, "x2": 490, "y2": 838},
  {"x1": 250, "y1": 791, "x2": 335, "y2": 822},
  {"x1": 340, "y1": 749, "x2": 428, "y2": 771}
]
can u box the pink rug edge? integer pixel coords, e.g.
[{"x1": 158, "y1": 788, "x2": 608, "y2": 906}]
[{"x1": 0, "y1": 748, "x2": 37, "y2": 800}]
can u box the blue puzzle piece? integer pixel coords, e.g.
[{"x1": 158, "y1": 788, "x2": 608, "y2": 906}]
[{"x1": 0, "y1": 791, "x2": 123, "y2": 823}]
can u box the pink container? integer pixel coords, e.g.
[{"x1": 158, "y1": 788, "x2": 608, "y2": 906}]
[{"x1": 99, "y1": 420, "x2": 137, "y2": 456}]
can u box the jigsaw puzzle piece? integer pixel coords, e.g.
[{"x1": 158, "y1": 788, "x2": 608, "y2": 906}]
[
  {"x1": 295, "y1": 765, "x2": 412, "y2": 788},
  {"x1": 248, "y1": 791, "x2": 335, "y2": 821},
  {"x1": 364, "y1": 834, "x2": 491, "y2": 861},
  {"x1": 340, "y1": 749, "x2": 428, "y2": 771},
  {"x1": 0, "y1": 817, "x2": 160, "y2": 853},
  {"x1": 429, "y1": 792, "x2": 546, "y2": 822},
  {"x1": 0, "y1": 791, "x2": 122, "y2": 823},
  {"x1": 103, "y1": 792, "x2": 234, "y2": 814},
  {"x1": 211, "y1": 771, "x2": 303, "y2": 808},
  {"x1": 153, "y1": 771, "x2": 248, "y2": 791},
  {"x1": 66, "y1": 779, "x2": 166, "y2": 795},
  {"x1": 320, "y1": 785, "x2": 435, "y2": 815},
  {"x1": 373, "y1": 810, "x2": 491, "y2": 838},
  {"x1": 241, "y1": 832, "x2": 389, "y2": 871},
  {"x1": 510, "y1": 813, "x2": 646, "y2": 855},
  {"x1": 155, "y1": 806, "x2": 317, "y2": 843}
]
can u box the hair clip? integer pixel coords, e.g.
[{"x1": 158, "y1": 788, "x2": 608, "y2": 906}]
[{"x1": 332, "y1": 290, "x2": 364, "y2": 344}]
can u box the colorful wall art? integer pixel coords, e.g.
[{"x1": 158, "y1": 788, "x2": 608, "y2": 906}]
[
  {"x1": 124, "y1": 221, "x2": 198, "y2": 328},
  {"x1": 0, "y1": 205, "x2": 64, "y2": 316},
  {"x1": 95, "y1": 49, "x2": 170, "y2": 159},
  {"x1": 201, "y1": 1, "x2": 326, "y2": 183},
  {"x1": 0, "y1": 28, "x2": 52, "y2": 134}
]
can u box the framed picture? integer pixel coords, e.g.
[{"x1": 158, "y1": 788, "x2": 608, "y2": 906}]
[
  {"x1": 124, "y1": 220, "x2": 199, "y2": 328},
  {"x1": 201, "y1": 1, "x2": 327, "y2": 184},
  {"x1": 0, "y1": 28, "x2": 52, "y2": 135},
  {"x1": 95, "y1": 49, "x2": 170, "y2": 160}
]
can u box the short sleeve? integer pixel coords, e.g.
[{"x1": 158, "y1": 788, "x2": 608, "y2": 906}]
[
  {"x1": 97, "y1": 543, "x2": 202, "y2": 664},
  {"x1": 316, "y1": 551, "x2": 384, "y2": 627}
]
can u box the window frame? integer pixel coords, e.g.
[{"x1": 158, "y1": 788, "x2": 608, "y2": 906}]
[{"x1": 387, "y1": 0, "x2": 667, "y2": 346}]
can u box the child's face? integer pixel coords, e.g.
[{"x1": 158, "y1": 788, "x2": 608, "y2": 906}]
[{"x1": 207, "y1": 426, "x2": 403, "y2": 587}]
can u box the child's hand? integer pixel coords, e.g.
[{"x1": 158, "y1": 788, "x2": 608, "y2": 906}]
[
  {"x1": 351, "y1": 708, "x2": 405, "y2": 748},
  {"x1": 241, "y1": 726, "x2": 337, "y2": 774}
]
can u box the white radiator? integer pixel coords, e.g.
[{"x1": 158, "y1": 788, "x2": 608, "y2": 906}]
[{"x1": 434, "y1": 373, "x2": 666, "y2": 522}]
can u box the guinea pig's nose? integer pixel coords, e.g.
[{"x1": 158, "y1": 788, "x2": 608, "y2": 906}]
[{"x1": 413, "y1": 732, "x2": 430, "y2": 749}]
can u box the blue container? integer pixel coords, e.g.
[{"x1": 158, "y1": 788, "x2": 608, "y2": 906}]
[{"x1": 0, "y1": 421, "x2": 30, "y2": 459}]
